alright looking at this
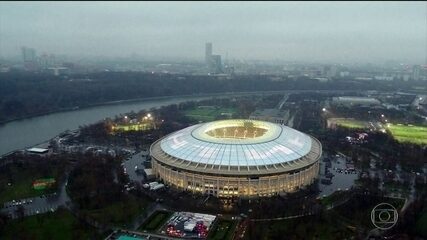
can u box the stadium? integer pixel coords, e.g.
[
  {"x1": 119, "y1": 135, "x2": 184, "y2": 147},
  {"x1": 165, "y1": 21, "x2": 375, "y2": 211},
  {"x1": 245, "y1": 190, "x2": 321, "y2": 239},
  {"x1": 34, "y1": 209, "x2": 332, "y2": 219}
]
[{"x1": 150, "y1": 119, "x2": 322, "y2": 198}]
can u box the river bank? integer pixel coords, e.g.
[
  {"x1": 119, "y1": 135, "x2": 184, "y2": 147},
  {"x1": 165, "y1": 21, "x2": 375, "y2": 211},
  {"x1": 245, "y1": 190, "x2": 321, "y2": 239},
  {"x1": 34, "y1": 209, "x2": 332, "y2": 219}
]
[
  {"x1": 0, "y1": 89, "x2": 358, "y2": 125},
  {"x1": 0, "y1": 91, "x2": 259, "y2": 125},
  {"x1": 0, "y1": 89, "x2": 358, "y2": 156}
]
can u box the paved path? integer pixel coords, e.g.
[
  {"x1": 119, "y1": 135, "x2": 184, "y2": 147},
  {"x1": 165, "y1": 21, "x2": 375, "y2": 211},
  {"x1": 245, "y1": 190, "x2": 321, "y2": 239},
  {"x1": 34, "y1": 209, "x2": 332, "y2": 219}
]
[{"x1": 251, "y1": 212, "x2": 314, "y2": 222}]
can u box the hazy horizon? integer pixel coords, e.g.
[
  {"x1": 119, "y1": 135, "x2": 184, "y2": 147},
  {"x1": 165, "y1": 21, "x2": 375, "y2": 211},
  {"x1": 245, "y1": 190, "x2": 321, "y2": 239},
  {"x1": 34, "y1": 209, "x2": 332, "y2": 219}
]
[{"x1": 1, "y1": 1, "x2": 426, "y2": 64}]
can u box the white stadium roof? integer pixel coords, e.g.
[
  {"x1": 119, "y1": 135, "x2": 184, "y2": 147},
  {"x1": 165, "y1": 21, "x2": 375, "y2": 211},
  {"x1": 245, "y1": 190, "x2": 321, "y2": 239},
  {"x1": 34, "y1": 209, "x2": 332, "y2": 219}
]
[{"x1": 159, "y1": 119, "x2": 313, "y2": 168}]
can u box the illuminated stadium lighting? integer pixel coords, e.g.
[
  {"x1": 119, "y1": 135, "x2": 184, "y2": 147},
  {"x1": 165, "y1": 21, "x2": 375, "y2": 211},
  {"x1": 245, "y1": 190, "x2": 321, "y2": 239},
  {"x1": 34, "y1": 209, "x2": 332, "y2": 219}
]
[{"x1": 150, "y1": 119, "x2": 322, "y2": 198}]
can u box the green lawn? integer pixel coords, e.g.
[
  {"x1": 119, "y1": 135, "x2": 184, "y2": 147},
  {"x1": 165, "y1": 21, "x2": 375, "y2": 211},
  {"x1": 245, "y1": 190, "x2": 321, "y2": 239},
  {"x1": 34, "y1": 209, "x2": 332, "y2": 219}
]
[
  {"x1": 185, "y1": 107, "x2": 237, "y2": 122},
  {"x1": 0, "y1": 208, "x2": 99, "y2": 240},
  {"x1": 252, "y1": 213, "x2": 354, "y2": 240},
  {"x1": 138, "y1": 210, "x2": 173, "y2": 232},
  {"x1": 84, "y1": 196, "x2": 148, "y2": 227},
  {"x1": 387, "y1": 124, "x2": 427, "y2": 145},
  {"x1": 247, "y1": 195, "x2": 406, "y2": 239},
  {"x1": 382, "y1": 182, "x2": 411, "y2": 196},
  {"x1": 416, "y1": 209, "x2": 427, "y2": 237},
  {"x1": 332, "y1": 118, "x2": 367, "y2": 129},
  {"x1": 320, "y1": 191, "x2": 349, "y2": 206},
  {"x1": 208, "y1": 219, "x2": 238, "y2": 240},
  {"x1": 0, "y1": 165, "x2": 59, "y2": 205}
]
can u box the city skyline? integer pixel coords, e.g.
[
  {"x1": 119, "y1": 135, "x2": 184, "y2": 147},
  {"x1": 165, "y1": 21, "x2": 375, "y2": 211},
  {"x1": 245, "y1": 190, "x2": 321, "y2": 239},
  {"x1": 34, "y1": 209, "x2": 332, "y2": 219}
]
[
  {"x1": 0, "y1": 2, "x2": 426, "y2": 64},
  {"x1": 1, "y1": 2, "x2": 427, "y2": 239}
]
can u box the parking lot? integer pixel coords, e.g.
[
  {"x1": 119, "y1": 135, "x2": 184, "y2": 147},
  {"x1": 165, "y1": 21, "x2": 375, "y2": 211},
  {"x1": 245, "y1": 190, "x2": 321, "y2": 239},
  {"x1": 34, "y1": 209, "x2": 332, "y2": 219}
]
[
  {"x1": 123, "y1": 150, "x2": 150, "y2": 184},
  {"x1": 1, "y1": 179, "x2": 70, "y2": 219},
  {"x1": 319, "y1": 153, "x2": 358, "y2": 197}
]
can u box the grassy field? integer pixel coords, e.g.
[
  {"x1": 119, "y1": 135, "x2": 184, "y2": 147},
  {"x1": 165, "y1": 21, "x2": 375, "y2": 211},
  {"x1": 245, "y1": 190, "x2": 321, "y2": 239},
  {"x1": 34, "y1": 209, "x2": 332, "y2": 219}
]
[
  {"x1": 185, "y1": 107, "x2": 237, "y2": 122},
  {"x1": 251, "y1": 213, "x2": 354, "y2": 240},
  {"x1": 84, "y1": 196, "x2": 148, "y2": 227},
  {"x1": 328, "y1": 118, "x2": 367, "y2": 129},
  {"x1": 320, "y1": 191, "x2": 349, "y2": 207},
  {"x1": 138, "y1": 210, "x2": 173, "y2": 232},
  {"x1": 0, "y1": 165, "x2": 59, "y2": 205},
  {"x1": 0, "y1": 208, "x2": 99, "y2": 240},
  {"x1": 416, "y1": 210, "x2": 427, "y2": 237},
  {"x1": 208, "y1": 219, "x2": 238, "y2": 240},
  {"x1": 332, "y1": 194, "x2": 405, "y2": 229},
  {"x1": 386, "y1": 124, "x2": 427, "y2": 145},
  {"x1": 248, "y1": 194, "x2": 405, "y2": 239}
]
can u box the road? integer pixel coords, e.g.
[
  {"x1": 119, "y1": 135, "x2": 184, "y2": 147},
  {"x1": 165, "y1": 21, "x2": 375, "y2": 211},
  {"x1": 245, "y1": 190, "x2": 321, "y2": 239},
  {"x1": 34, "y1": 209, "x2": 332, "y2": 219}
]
[{"x1": 276, "y1": 93, "x2": 290, "y2": 110}]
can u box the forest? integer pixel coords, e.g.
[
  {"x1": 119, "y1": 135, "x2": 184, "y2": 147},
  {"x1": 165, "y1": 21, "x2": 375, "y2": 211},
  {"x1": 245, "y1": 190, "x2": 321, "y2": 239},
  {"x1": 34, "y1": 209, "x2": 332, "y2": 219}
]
[{"x1": 0, "y1": 70, "x2": 405, "y2": 123}]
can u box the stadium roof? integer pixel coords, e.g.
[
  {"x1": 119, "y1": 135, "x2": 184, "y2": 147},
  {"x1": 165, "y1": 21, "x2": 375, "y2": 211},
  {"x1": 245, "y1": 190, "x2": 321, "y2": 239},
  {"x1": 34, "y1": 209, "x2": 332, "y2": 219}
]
[{"x1": 159, "y1": 119, "x2": 314, "y2": 168}]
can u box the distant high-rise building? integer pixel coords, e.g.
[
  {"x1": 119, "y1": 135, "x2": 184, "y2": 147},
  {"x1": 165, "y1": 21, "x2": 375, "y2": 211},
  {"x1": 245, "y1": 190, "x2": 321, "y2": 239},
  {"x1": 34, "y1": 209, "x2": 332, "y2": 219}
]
[
  {"x1": 211, "y1": 55, "x2": 222, "y2": 73},
  {"x1": 205, "y1": 42, "x2": 212, "y2": 65},
  {"x1": 39, "y1": 54, "x2": 49, "y2": 68},
  {"x1": 21, "y1": 47, "x2": 36, "y2": 62},
  {"x1": 21, "y1": 47, "x2": 38, "y2": 71},
  {"x1": 413, "y1": 65, "x2": 421, "y2": 81},
  {"x1": 205, "y1": 42, "x2": 223, "y2": 74}
]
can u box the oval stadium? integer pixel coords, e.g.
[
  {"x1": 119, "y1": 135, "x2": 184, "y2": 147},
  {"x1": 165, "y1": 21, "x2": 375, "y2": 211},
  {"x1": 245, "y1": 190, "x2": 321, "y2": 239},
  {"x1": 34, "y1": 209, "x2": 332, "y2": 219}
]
[{"x1": 150, "y1": 119, "x2": 322, "y2": 198}]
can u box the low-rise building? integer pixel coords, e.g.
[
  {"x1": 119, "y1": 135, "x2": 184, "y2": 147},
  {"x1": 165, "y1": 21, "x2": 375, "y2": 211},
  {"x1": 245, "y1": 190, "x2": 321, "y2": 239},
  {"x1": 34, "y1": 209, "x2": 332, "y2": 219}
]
[
  {"x1": 332, "y1": 96, "x2": 381, "y2": 107},
  {"x1": 249, "y1": 108, "x2": 290, "y2": 125}
]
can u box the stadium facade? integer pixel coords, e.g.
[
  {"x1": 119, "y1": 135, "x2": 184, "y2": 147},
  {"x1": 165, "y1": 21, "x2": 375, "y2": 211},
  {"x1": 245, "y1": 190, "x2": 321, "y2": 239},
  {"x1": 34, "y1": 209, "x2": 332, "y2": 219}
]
[{"x1": 150, "y1": 119, "x2": 321, "y2": 198}]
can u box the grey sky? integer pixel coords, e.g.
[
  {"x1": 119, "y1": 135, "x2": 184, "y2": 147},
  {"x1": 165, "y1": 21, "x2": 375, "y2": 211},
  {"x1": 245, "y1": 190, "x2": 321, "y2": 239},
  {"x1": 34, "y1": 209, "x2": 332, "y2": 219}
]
[{"x1": 1, "y1": 1, "x2": 426, "y2": 64}]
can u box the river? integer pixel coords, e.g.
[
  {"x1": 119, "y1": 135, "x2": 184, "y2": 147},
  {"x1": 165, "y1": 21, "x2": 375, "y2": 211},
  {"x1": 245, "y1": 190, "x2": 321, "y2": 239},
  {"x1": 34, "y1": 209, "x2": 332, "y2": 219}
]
[
  {"x1": 0, "y1": 95, "x2": 221, "y2": 156},
  {"x1": 0, "y1": 90, "x2": 355, "y2": 156}
]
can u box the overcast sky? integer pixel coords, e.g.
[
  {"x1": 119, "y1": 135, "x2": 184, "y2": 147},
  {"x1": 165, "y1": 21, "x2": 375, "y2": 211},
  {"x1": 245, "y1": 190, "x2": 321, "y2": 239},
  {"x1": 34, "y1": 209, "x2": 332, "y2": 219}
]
[{"x1": 1, "y1": 1, "x2": 426, "y2": 64}]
